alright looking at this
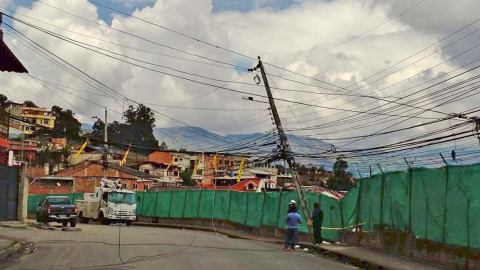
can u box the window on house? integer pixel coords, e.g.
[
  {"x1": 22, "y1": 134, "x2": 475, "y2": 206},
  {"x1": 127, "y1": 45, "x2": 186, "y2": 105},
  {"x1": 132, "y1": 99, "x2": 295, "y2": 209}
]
[
  {"x1": 122, "y1": 183, "x2": 127, "y2": 189},
  {"x1": 43, "y1": 120, "x2": 49, "y2": 125},
  {"x1": 173, "y1": 170, "x2": 179, "y2": 177},
  {"x1": 174, "y1": 158, "x2": 178, "y2": 162},
  {"x1": 144, "y1": 185, "x2": 149, "y2": 191},
  {"x1": 224, "y1": 160, "x2": 229, "y2": 166},
  {"x1": 196, "y1": 169, "x2": 203, "y2": 176},
  {"x1": 133, "y1": 184, "x2": 138, "y2": 190},
  {"x1": 152, "y1": 182, "x2": 158, "y2": 187},
  {"x1": 89, "y1": 177, "x2": 96, "y2": 180},
  {"x1": 25, "y1": 126, "x2": 30, "y2": 131},
  {"x1": 144, "y1": 169, "x2": 150, "y2": 174}
]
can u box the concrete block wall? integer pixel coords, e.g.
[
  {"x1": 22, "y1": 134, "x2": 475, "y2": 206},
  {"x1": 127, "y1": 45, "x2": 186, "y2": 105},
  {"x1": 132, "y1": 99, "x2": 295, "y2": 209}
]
[{"x1": 341, "y1": 231, "x2": 480, "y2": 269}]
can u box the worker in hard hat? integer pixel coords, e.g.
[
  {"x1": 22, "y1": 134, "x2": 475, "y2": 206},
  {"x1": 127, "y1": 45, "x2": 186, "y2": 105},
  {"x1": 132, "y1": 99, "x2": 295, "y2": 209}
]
[{"x1": 284, "y1": 200, "x2": 301, "y2": 251}]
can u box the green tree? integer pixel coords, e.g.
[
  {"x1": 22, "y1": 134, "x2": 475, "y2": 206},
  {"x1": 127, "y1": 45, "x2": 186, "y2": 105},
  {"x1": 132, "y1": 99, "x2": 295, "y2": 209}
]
[
  {"x1": 326, "y1": 156, "x2": 355, "y2": 191},
  {"x1": 23, "y1": 100, "x2": 37, "y2": 107},
  {"x1": 89, "y1": 104, "x2": 159, "y2": 155},
  {"x1": 0, "y1": 94, "x2": 9, "y2": 109},
  {"x1": 180, "y1": 170, "x2": 196, "y2": 186},
  {"x1": 50, "y1": 106, "x2": 82, "y2": 139},
  {"x1": 298, "y1": 164, "x2": 308, "y2": 176}
]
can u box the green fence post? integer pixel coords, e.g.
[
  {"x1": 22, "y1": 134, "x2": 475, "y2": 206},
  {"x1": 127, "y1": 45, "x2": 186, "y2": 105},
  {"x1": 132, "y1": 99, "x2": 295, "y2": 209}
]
[
  {"x1": 355, "y1": 174, "x2": 363, "y2": 227},
  {"x1": 340, "y1": 200, "x2": 344, "y2": 229},
  {"x1": 442, "y1": 164, "x2": 449, "y2": 243},
  {"x1": 276, "y1": 192, "x2": 283, "y2": 228},
  {"x1": 141, "y1": 192, "x2": 145, "y2": 216},
  {"x1": 260, "y1": 193, "x2": 266, "y2": 226},
  {"x1": 197, "y1": 189, "x2": 202, "y2": 218},
  {"x1": 467, "y1": 198, "x2": 471, "y2": 248},
  {"x1": 168, "y1": 191, "x2": 173, "y2": 218},
  {"x1": 425, "y1": 199, "x2": 429, "y2": 240},
  {"x1": 244, "y1": 192, "x2": 249, "y2": 225},
  {"x1": 182, "y1": 190, "x2": 187, "y2": 218},
  {"x1": 378, "y1": 164, "x2": 385, "y2": 231},
  {"x1": 153, "y1": 191, "x2": 159, "y2": 218},
  {"x1": 226, "y1": 190, "x2": 232, "y2": 221},
  {"x1": 408, "y1": 168, "x2": 413, "y2": 231}
]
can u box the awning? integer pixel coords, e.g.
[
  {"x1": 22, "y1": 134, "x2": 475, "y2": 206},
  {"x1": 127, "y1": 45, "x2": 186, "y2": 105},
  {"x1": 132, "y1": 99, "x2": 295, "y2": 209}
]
[
  {"x1": 0, "y1": 14, "x2": 28, "y2": 73},
  {"x1": 0, "y1": 137, "x2": 9, "y2": 149}
]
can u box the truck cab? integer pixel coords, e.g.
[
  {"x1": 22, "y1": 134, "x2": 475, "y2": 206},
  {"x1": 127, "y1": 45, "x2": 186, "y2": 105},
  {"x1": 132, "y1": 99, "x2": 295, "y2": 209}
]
[{"x1": 77, "y1": 179, "x2": 137, "y2": 226}]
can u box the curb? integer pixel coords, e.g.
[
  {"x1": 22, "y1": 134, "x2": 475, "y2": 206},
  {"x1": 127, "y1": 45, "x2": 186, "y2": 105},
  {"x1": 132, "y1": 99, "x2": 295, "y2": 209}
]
[
  {"x1": 0, "y1": 242, "x2": 25, "y2": 262},
  {"x1": 133, "y1": 222, "x2": 387, "y2": 270},
  {"x1": 0, "y1": 224, "x2": 31, "y2": 230}
]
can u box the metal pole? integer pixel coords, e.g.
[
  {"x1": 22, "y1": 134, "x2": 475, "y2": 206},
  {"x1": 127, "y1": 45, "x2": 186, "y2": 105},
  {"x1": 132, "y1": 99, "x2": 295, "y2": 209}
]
[
  {"x1": 197, "y1": 189, "x2": 202, "y2": 218},
  {"x1": 103, "y1": 108, "x2": 108, "y2": 180},
  {"x1": 467, "y1": 199, "x2": 471, "y2": 248},
  {"x1": 255, "y1": 57, "x2": 312, "y2": 239},
  {"x1": 404, "y1": 157, "x2": 413, "y2": 231},
  {"x1": 355, "y1": 172, "x2": 363, "y2": 228},
  {"x1": 442, "y1": 156, "x2": 449, "y2": 243},
  {"x1": 357, "y1": 169, "x2": 362, "y2": 179},
  {"x1": 244, "y1": 192, "x2": 250, "y2": 225},
  {"x1": 408, "y1": 168, "x2": 413, "y2": 232},
  {"x1": 378, "y1": 164, "x2": 385, "y2": 231}
]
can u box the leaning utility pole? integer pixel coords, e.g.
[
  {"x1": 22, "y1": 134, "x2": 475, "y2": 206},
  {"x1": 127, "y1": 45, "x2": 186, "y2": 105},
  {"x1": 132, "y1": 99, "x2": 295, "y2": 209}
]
[
  {"x1": 254, "y1": 56, "x2": 313, "y2": 238},
  {"x1": 103, "y1": 108, "x2": 108, "y2": 179}
]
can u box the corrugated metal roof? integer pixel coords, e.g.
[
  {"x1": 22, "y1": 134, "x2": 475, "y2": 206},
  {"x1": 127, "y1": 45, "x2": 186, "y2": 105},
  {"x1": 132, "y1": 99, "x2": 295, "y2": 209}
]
[{"x1": 0, "y1": 30, "x2": 28, "y2": 73}]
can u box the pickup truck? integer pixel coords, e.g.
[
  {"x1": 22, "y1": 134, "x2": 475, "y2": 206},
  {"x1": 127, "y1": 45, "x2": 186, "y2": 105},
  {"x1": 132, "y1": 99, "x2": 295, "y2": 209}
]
[{"x1": 36, "y1": 196, "x2": 78, "y2": 227}]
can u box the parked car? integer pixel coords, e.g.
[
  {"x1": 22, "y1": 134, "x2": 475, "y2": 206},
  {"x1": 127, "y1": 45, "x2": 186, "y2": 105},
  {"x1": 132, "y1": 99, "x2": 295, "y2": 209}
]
[{"x1": 36, "y1": 196, "x2": 78, "y2": 227}]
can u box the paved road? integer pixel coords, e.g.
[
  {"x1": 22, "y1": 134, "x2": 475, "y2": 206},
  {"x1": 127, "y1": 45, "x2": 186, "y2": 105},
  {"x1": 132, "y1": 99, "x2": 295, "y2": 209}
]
[{"x1": 0, "y1": 224, "x2": 355, "y2": 270}]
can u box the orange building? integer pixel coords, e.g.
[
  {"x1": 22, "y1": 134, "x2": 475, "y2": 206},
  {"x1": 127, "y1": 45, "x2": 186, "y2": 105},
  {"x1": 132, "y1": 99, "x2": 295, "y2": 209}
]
[
  {"x1": 28, "y1": 160, "x2": 177, "y2": 194},
  {"x1": 148, "y1": 151, "x2": 173, "y2": 164}
]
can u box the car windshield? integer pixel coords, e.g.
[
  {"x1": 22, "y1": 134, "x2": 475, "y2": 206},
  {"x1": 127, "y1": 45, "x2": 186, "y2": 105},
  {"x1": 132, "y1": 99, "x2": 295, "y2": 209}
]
[
  {"x1": 47, "y1": 198, "x2": 71, "y2": 205},
  {"x1": 109, "y1": 192, "x2": 136, "y2": 204}
]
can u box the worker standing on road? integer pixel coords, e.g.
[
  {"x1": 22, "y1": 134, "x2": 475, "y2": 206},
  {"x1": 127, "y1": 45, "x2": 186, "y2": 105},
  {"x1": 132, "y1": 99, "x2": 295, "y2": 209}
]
[
  {"x1": 284, "y1": 200, "x2": 301, "y2": 251},
  {"x1": 311, "y1": 202, "x2": 324, "y2": 245}
]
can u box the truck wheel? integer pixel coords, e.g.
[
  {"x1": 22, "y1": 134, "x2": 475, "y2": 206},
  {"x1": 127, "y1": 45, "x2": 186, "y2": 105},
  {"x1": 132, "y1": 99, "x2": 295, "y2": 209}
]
[
  {"x1": 62, "y1": 221, "x2": 68, "y2": 227},
  {"x1": 36, "y1": 214, "x2": 42, "y2": 223},
  {"x1": 126, "y1": 221, "x2": 132, "y2": 227},
  {"x1": 99, "y1": 213, "x2": 110, "y2": 225},
  {"x1": 79, "y1": 212, "x2": 88, "y2": 224},
  {"x1": 70, "y1": 221, "x2": 77, "y2": 227}
]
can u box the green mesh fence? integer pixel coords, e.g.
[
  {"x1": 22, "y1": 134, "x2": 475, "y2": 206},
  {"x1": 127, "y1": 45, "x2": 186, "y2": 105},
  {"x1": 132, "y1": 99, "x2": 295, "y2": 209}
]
[
  {"x1": 358, "y1": 174, "x2": 382, "y2": 232},
  {"x1": 213, "y1": 190, "x2": 230, "y2": 221},
  {"x1": 29, "y1": 163, "x2": 480, "y2": 249},
  {"x1": 341, "y1": 183, "x2": 359, "y2": 229},
  {"x1": 262, "y1": 192, "x2": 282, "y2": 227},
  {"x1": 411, "y1": 168, "x2": 446, "y2": 242},
  {"x1": 246, "y1": 192, "x2": 265, "y2": 227},
  {"x1": 320, "y1": 194, "x2": 342, "y2": 241},
  {"x1": 446, "y1": 165, "x2": 480, "y2": 249},
  {"x1": 382, "y1": 172, "x2": 408, "y2": 231}
]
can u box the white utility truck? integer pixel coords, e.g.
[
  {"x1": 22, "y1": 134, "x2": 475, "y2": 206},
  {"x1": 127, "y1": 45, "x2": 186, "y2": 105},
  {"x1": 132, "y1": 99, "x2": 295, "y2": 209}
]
[{"x1": 76, "y1": 179, "x2": 137, "y2": 226}]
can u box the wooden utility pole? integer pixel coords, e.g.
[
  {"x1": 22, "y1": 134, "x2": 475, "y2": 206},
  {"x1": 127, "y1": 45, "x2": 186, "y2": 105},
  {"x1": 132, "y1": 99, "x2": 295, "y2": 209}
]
[{"x1": 254, "y1": 56, "x2": 313, "y2": 239}]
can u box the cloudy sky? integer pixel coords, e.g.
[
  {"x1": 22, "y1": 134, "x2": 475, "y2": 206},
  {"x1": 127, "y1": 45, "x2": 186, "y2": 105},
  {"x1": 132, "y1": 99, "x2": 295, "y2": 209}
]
[{"x1": 1, "y1": 0, "x2": 480, "y2": 163}]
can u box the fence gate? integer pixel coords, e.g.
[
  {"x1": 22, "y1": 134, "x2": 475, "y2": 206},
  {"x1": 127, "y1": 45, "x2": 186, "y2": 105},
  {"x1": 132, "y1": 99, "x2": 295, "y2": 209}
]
[{"x1": 0, "y1": 165, "x2": 19, "y2": 220}]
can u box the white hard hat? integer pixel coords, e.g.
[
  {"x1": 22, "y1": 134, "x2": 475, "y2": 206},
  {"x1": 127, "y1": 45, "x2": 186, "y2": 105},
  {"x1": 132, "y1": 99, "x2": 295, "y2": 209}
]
[{"x1": 289, "y1": 200, "x2": 296, "y2": 204}]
